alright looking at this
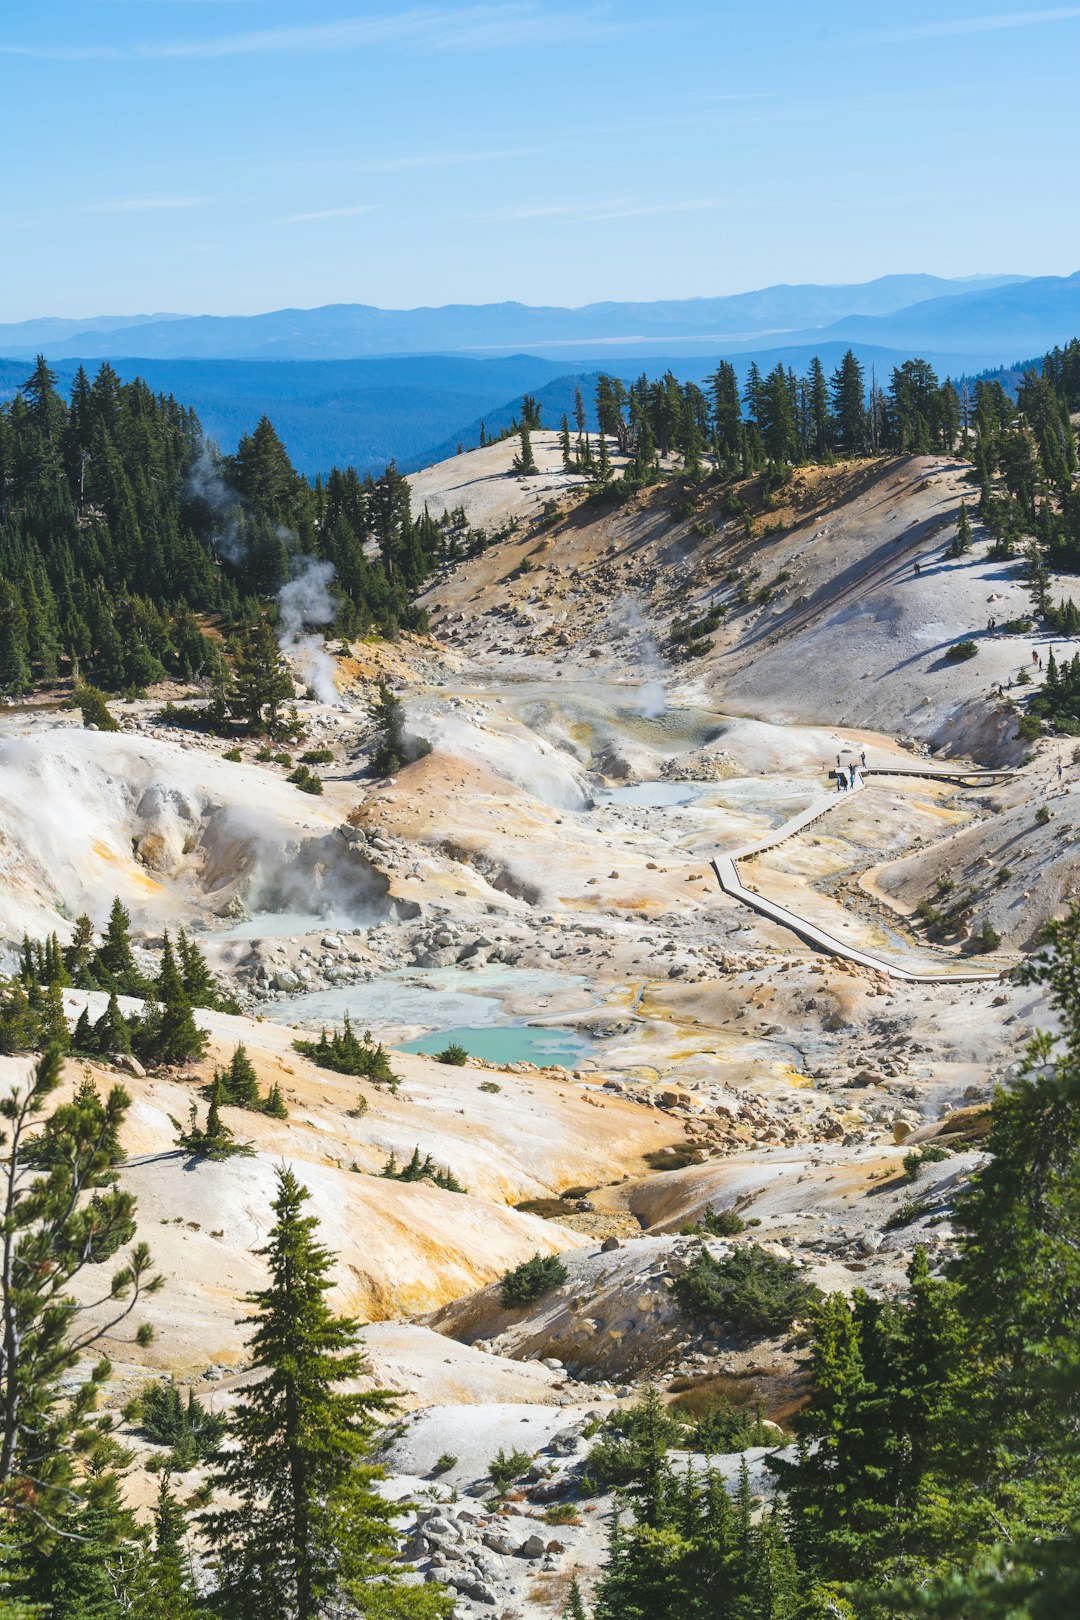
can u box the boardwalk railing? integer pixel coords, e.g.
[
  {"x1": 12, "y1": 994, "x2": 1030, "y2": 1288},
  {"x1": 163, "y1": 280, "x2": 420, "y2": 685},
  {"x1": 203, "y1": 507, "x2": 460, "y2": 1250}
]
[{"x1": 711, "y1": 764, "x2": 1013, "y2": 984}]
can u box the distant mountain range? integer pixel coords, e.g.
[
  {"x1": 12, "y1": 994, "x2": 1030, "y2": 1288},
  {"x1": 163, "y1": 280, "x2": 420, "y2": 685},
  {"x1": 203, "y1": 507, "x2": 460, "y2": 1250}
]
[
  {"x1": 0, "y1": 275, "x2": 1027, "y2": 363},
  {"x1": 4, "y1": 272, "x2": 1080, "y2": 475}
]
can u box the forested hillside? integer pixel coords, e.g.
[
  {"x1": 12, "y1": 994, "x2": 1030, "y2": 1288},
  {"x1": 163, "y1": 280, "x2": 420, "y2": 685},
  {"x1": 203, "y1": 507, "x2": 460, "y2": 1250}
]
[
  {"x1": 0, "y1": 359, "x2": 447, "y2": 698},
  {"x1": 4, "y1": 335, "x2": 1080, "y2": 713}
]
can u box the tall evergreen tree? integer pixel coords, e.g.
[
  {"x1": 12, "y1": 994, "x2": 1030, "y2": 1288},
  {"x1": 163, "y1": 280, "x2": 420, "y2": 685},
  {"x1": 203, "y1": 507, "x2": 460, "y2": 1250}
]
[
  {"x1": 150, "y1": 930, "x2": 206, "y2": 1066},
  {"x1": 512, "y1": 420, "x2": 538, "y2": 475},
  {"x1": 831, "y1": 351, "x2": 866, "y2": 455},
  {"x1": 204, "y1": 1166, "x2": 448, "y2": 1618}
]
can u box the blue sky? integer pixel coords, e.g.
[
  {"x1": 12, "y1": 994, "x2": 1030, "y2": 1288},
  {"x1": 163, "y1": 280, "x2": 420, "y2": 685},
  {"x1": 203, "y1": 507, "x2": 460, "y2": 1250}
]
[{"x1": 4, "y1": 1, "x2": 1080, "y2": 318}]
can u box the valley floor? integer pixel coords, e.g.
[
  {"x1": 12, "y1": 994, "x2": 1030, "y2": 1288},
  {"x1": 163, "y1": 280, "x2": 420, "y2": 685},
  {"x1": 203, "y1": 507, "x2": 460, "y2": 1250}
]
[{"x1": 3, "y1": 441, "x2": 1076, "y2": 1612}]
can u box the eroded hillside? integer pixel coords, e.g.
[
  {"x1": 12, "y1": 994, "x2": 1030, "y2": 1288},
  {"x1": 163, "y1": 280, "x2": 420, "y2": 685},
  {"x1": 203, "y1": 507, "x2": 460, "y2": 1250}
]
[{"x1": 3, "y1": 431, "x2": 1078, "y2": 1614}]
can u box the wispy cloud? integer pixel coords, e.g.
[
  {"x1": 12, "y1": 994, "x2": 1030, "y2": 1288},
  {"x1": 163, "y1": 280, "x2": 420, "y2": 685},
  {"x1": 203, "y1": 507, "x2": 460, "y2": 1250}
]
[
  {"x1": 3, "y1": 4, "x2": 615, "y2": 62},
  {"x1": 575, "y1": 198, "x2": 724, "y2": 224},
  {"x1": 280, "y1": 204, "x2": 378, "y2": 224},
  {"x1": 136, "y1": 4, "x2": 615, "y2": 59},
  {"x1": 356, "y1": 143, "x2": 543, "y2": 173},
  {"x1": 485, "y1": 197, "x2": 724, "y2": 225},
  {"x1": 0, "y1": 43, "x2": 120, "y2": 60},
  {"x1": 484, "y1": 197, "x2": 635, "y2": 222},
  {"x1": 94, "y1": 195, "x2": 207, "y2": 211},
  {"x1": 874, "y1": 7, "x2": 1080, "y2": 41}
]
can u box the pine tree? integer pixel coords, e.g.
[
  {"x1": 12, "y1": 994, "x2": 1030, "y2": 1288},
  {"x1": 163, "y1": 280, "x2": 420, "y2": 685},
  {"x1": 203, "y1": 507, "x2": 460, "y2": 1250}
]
[
  {"x1": 513, "y1": 420, "x2": 538, "y2": 476},
  {"x1": 565, "y1": 1575, "x2": 589, "y2": 1620},
  {"x1": 559, "y1": 413, "x2": 574, "y2": 470},
  {"x1": 36, "y1": 981, "x2": 68, "y2": 1055},
  {"x1": 95, "y1": 897, "x2": 140, "y2": 992},
  {"x1": 369, "y1": 679, "x2": 415, "y2": 776},
  {"x1": 64, "y1": 915, "x2": 97, "y2": 986},
  {"x1": 831, "y1": 350, "x2": 866, "y2": 456},
  {"x1": 177, "y1": 927, "x2": 217, "y2": 1007},
  {"x1": 950, "y1": 502, "x2": 973, "y2": 556},
  {"x1": 27, "y1": 1477, "x2": 141, "y2": 1620},
  {"x1": 595, "y1": 430, "x2": 612, "y2": 484},
  {"x1": 708, "y1": 360, "x2": 741, "y2": 462},
  {"x1": 262, "y1": 1082, "x2": 288, "y2": 1120},
  {"x1": 223, "y1": 1044, "x2": 260, "y2": 1107},
  {"x1": 806, "y1": 355, "x2": 832, "y2": 459},
  {"x1": 231, "y1": 615, "x2": 295, "y2": 736},
  {"x1": 0, "y1": 584, "x2": 33, "y2": 696},
  {"x1": 132, "y1": 1472, "x2": 199, "y2": 1619},
  {"x1": 574, "y1": 386, "x2": 587, "y2": 439},
  {"x1": 95, "y1": 990, "x2": 132, "y2": 1056},
  {"x1": 0, "y1": 1049, "x2": 159, "y2": 1526},
  {"x1": 150, "y1": 931, "x2": 206, "y2": 1066},
  {"x1": 203, "y1": 1166, "x2": 448, "y2": 1618}
]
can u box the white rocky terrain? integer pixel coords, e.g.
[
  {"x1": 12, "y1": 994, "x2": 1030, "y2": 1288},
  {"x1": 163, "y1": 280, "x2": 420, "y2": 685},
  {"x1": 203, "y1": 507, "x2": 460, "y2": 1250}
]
[{"x1": 2, "y1": 438, "x2": 1075, "y2": 1613}]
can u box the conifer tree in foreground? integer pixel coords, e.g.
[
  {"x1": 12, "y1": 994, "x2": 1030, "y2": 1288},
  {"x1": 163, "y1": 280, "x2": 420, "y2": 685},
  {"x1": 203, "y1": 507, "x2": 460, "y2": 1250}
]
[
  {"x1": 0, "y1": 1048, "x2": 159, "y2": 1529},
  {"x1": 204, "y1": 1165, "x2": 449, "y2": 1619}
]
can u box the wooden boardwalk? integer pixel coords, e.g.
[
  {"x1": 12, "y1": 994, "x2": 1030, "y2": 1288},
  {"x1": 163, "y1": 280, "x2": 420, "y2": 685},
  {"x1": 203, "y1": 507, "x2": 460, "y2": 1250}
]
[{"x1": 712, "y1": 764, "x2": 1013, "y2": 984}]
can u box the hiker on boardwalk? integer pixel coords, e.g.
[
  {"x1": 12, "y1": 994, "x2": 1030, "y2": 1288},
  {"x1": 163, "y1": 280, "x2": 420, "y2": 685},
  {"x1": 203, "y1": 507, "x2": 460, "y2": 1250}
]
[
  {"x1": 848, "y1": 763, "x2": 857, "y2": 788},
  {"x1": 914, "y1": 561, "x2": 921, "y2": 576},
  {"x1": 860, "y1": 749, "x2": 867, "y2": 769},
  {"x1": 836, "y1": 771, "x2": 846, "y2": 792},
  {"x1": 1033, "y1": 648, "x2": 1039, "y2": 665}
]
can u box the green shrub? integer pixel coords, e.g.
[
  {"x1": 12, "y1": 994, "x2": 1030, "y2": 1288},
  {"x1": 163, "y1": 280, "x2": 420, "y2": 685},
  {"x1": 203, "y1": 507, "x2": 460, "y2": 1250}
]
[
  {"x1": 295, "y1": 1014, "x2": 399, "y2": 1084},
  {"x1": 432, "y1": 1453, "x2": 458, "y2": 1476},
  {"x1": 687, "y1": 1397, "x2": 775, "y2": 1454},
  {"x1": 681, "y1": 1203, "x2": 746, "y2": 1238},
  {"x1": 586, "y1": 1389, "x2": 684, "y2": 1488},
  {"x1": 902, "y1": 1144, "x2": 950, "y2": 1180},
  {"x1": 300, "y1": 747, "x2": 334, "y2": 764},
  {"x1": 489, "y1": 1446, "x2": 534, "y2": 1492},
  {"x1": 435, "y1": 1042, "x2": 469, "y2": 1066},
  {"x1": 381, "y1": 1146, "x2": 466, "y2": 1194},
  {"x1": 287, "y1": 764, "x2": 323, "y2": 794},
  {"x1": 944, "y1": 640, "x2": 978, "y2": 663},
  {"x1": 672, "y1": 1244, "x2": 821, "y2": 1335},
  {"x1": 544, "y1": 1502, "x2": 580, "y2": 1524},
  {"x1": 135, "y1": 1379, "x2": 224, "y2": 1468},
  {"x1": 74, "y1": 682, "x2": 120, "y2": 732},
  {"x1": 500, "y1": 1251, "x2": 569, "y2": 1308},
  {"x1": 479, "y1": 1080, "x2": 502, "y2": 1094},
  {"x1": 1035, "y1": 804, "x2": 1051, "y2": 825},
  {"x1": 223, "y1": 746, "x2": 243, "y2": 762}
]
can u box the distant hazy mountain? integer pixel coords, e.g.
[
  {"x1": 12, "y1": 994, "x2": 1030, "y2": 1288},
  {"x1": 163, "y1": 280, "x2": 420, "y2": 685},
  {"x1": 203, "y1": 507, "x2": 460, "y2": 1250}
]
[
  {"x1": 807, "y1": 271, "x2": 1080, "y2": 360},
  {"x1": 0, "y1": 312, "x2": 188, "y2": 351},
  {"x1": 0, "y1": 275, "x2": 1024, "y2": 362}
]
